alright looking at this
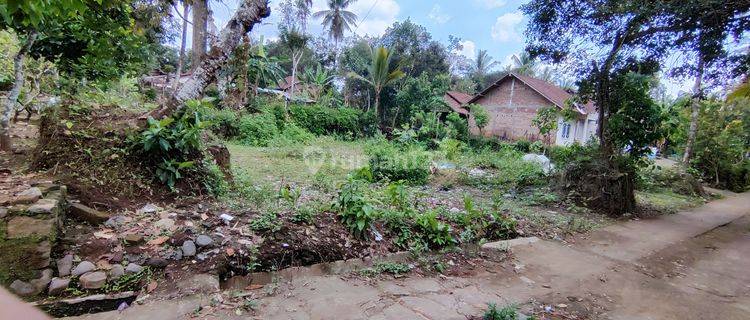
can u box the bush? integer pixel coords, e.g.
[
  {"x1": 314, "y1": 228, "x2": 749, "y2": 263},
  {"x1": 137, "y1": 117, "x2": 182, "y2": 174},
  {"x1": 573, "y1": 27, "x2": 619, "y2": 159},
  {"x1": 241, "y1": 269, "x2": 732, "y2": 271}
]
[
  {"x1": 269, "y1": 123, "x2": 315, "y2": 146},
  {"x1": 205, "y1": 108, "x2": 239, "y2": 138},
  {"x1": 637, "y1": 165, "x2": 705, "y2": 196},
  {"x1": 368, "y1": 143, "x2": 431, "y2": 185},
  {"x1": 289, "y1": 104, "x2": 373, "y2": 137},
  {"x1": 466, "y1": 148, "x2": 546, "y2": 188},
  {"x1": 414, "y1": 210, "x2": 454, "y2": 248},
  {"x1": 336, "y1": 180, "x2": 377, "y2": 237},
  {"x1": 237, "y1": 113, "x2": 279, "y2": 146}
]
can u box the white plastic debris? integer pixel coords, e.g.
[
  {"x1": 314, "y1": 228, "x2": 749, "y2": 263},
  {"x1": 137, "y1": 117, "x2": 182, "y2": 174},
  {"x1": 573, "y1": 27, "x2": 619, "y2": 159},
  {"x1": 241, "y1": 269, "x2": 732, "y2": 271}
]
[
  {"x1": 522, "y1": 154, "x2": 552, "y2": 174},
  {"x1": 219, "y1": 213, "x2": 235, "y2": 223}
]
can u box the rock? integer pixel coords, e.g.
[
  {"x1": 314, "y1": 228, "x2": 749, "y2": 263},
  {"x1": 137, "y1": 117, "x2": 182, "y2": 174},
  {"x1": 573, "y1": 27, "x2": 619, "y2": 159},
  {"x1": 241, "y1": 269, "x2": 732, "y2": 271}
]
[
  {"x1": 6, "y1": 216, "x2": 56, "y2": 239},
  {"x1": 57, "y1": 255, "x2": 74, "y2": 277},
  {"x1": 79, "y1": 271, "x2": 107, "y2": 289},
  {"x1": 195, "y1": 235, "x2": 213, "y2": 247},
  {"x1": 27, "y1": 198, "x2": 60, "y2": 215},
  {"x1": 30, "y1": 269, "x2": 53, "y2": 292},
  {"x1": 522, "y1": 153, "x2": 552, "y2": 174},
  {"x1": 125, "y1": 263, "x2": 143, "y2": 274},
  {"x1": 10, "y1": 280, "x2": 37, "y2": 297},
  {"x1": 123, "y1": 233, "x2": 143, "y2": 243},
  {"x1": 138, "y1": 203, "x2": 160, "y2": 214},
  {"x1": 164, "y1": 249, "x2": 183, "y2": 261},
  {"x1": 146, "y1": 257, "x2": 169, "y2": 268},
  {"x1": 71, "y1": 261, "x2": 96, "y2": 277},
  {"x1": 48, "y1": 277, "x2": 71, "y2": 295},
  {"x1": 11, "y1": 187, "x2": 42, "y2": 205},
  {"x1": 104, "y1": 215, "x2": 128, "y2": 228},
  {"x1": 108, "y1": 264, "x2": 125, "y2": 280},
  {"x1": 69, "y1": 203, "x2": 110, "y2": 224},
  {"x1": 182, "y1": 240, "x2": 196, "y2": 257},
  {"x1": 0, "y1": 207, "x2": 7, "y2": 218},
  {"x1": 35, "y1": 241, "x2": 52, "y2": 269},
  {"x1": 154, "y1": 218, "x2": 175, "y2": 230}
]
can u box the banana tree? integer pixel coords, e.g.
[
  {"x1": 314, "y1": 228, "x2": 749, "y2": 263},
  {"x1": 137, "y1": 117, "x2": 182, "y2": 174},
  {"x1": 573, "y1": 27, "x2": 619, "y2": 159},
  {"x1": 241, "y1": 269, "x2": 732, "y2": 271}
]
[
  {"x1": 247, "y1": 38, "x2": 286, "y2": 96},
  {"x1": 347, "y1": 46, "x2": 404, "y2": 129},
  {"x1": 301, "y1": 64, "x2": 334, "y2": 101}
]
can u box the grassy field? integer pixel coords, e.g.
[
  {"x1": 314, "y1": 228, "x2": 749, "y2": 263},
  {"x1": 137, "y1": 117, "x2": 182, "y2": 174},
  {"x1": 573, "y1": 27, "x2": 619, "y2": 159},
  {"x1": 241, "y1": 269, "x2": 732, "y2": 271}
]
[{"x1": 228, "y1": 136, "x2": 367, "y2": 187}]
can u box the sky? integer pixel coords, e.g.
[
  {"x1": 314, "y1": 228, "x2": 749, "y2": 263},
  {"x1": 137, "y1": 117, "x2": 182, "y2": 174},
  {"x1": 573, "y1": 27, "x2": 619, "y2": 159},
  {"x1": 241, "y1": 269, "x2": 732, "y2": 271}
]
[
  {"x1": 206, "y1": 0, "x2": 531, "y2": 68},
  {"x1": 197, "y1": 0, "x2": 697, "y2": 96}
]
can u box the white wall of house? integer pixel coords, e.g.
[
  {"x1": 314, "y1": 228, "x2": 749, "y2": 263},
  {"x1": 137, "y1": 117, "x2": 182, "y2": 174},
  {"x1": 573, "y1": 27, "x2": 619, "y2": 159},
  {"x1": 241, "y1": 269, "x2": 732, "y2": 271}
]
[{"x1": 555, "y1": 113, "x2": 598, "y2": 146}]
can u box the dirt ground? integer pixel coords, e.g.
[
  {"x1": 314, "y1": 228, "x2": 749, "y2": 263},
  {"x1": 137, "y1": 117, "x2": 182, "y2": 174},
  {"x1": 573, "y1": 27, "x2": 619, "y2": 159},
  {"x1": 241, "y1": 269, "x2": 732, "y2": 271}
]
[{"x1": 63, "y1": 190, "x2": 750, "y2": 320}]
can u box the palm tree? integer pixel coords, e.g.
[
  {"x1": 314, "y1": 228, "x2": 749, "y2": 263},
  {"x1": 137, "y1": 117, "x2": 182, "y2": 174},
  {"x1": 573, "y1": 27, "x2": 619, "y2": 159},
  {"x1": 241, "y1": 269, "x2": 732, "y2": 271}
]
[
  {"x1": 313, "y1": 0, "x2": 358, "y2": 45},
  {"x1": 510, "y1": 51, "x2": 538, "y2": 76},
  {"x1": 295, "y1": 0, "x2": 313, "y2": 32},
  {"x1": 473, "y1": 50, "x2": 498, "y2": 78},
  {"x1": 348, "y1": 46, "x2": 405, "y2": 129}
]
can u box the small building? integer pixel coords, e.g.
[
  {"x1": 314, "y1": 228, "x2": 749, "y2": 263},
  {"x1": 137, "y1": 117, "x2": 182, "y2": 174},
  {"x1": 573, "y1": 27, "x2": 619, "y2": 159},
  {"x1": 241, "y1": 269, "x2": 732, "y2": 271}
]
[
  {"x1": 465, "y1": 73, "x2": 598, "y2": 146},
  {"x1": 443, "y1": 91, "x2": 472, "y2": 117}
]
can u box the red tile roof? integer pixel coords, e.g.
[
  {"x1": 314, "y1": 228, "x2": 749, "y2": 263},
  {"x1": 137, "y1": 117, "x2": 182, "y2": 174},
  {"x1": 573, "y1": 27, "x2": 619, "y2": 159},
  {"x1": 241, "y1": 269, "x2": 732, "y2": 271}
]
[
  {"x1": 468, "y1": 73, "x2": 596, "y2": 115},
  {"x1": 443, "y1": 91, "x2": 472, "y2": 115},
  {"x1": 277, "y1": 76, "x2": 300, "y2": 91}
]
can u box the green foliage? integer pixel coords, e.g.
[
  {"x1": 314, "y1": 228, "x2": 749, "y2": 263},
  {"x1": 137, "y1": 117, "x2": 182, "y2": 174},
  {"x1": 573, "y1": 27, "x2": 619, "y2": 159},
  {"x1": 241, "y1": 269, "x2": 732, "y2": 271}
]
[
  {"x1": 439, "y1": 138, "x2": 465, "y2": 161},
  {"x1": 482, "y1": 303, "x2": 518, "y2": 320},
  {"x1": 71, "y1": 77, "x2": 151, "y2": 111},
  {"x1": 289, "y1": 104, "x2": 372, "y2": 137},
  {"x1": 466, "y1": 148, "x2": 546, "y2": 188},
  {"x1": 292, "y1": 201, "x2": 326, "y2": 224},
  {"x1": 531, "y1": 106, "x2": 559, "y2": 143},
  {"x1": 469, "y1": 104, "x2": 489, "y2": 133},
  {"x1": 367, "y1": 142, "x2": 431, "y2": 185},
  {"x1": 360, "y1": 262, "x2": 411, "y2": 277},
  {"x1": 249, "y1": 211, "x2": 282, "y2": 232},
  {"x1": 446, "y1": 112, "x2": 470, "y2": 141},
  {"x1": 607, "y1": 72, "x2": 665, "y2": 158},
  {"x1": 271, "y1": 123, "x2": 315, "y2": 146},
  {"x1": 237, "y1": 113, "x2": 280, "y2": 147},
  {"x1": 336, "y1": 179, "x2": 377, "y2": 237},
  {"x1": 392, "y1": 73, "x2": 451, "y2": 126},
  {"x1": 690, "y1": 98, "x2": 750, "y2": 191},
  {"x1": 134, "y1": 99, "x2": 211, "y2": 191},
  {"x1": 414, "y1": 210, "x2": 454, "y2": 248}
]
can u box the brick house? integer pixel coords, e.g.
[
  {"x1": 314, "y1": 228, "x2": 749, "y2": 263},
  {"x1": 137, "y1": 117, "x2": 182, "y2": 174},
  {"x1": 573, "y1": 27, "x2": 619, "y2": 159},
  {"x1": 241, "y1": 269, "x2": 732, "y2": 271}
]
[{"x1": 461, "y1": 73, "x2": 598, "y2": 146}]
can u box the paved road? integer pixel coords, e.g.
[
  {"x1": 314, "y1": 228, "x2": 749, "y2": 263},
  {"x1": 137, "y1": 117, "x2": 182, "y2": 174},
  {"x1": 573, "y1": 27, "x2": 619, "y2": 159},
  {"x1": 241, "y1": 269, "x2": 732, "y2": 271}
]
[{"x1": 68, "y1": 191, "x2": 750, "y2": 319}]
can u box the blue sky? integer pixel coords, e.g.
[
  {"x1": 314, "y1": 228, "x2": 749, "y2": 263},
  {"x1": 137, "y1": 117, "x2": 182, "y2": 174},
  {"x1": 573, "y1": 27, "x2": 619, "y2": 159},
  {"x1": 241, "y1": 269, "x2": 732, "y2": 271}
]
[{"x1": 208, "y1": 0, "x2": 530, "y2": 68}]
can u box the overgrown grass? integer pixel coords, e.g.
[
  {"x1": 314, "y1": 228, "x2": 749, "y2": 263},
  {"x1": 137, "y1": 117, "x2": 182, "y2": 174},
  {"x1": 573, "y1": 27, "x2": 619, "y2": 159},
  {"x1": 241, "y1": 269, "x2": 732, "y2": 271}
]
[
  {"x1": 636, "y1": 189, "x2": 705, "y2": 214},
  {"x1": 227, "y1": 136, "x2": 366, "y2": 186}
]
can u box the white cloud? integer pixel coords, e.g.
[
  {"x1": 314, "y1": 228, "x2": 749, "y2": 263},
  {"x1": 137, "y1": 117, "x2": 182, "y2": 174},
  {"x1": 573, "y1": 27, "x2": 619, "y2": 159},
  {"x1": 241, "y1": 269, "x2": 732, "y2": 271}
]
[
  {"x1": 348, "y1": 0, "x2": 400, "y2": 37},
  {"x1": 457, "y1": 40, "x2": 477, "y2": 58},
  {"x1": 491, "y1": 11, "x2": 524, "y2": 42},
  {"x1": 475, "y1": 0, "x2": 508, "y2": 9},
  {"x1": 428, "y1": 5, "x2": 451, "y2": 24}
]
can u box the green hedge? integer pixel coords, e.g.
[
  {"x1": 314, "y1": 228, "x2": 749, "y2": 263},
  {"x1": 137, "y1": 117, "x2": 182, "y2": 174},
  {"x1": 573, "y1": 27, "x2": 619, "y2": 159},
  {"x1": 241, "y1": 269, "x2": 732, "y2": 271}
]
[{"x1": 289, "y1": 104, "x2": 376, "y2": 137}]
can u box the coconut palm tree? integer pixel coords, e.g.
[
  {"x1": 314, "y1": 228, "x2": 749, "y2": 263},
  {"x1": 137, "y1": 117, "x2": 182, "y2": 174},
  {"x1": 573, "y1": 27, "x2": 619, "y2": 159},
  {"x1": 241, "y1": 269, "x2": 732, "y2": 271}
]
[
  {"x1": 313, "y1": 0, "x2": 358, "y2": 45},
  {"x1": 247, "y1": 38, "x2": 286, "y2": 96},
  {"x1": 295, "y1": 0, "x2": 313, "y2": 32},
  {"x1": 348, "y1": 46, "x2": 404, "y2": 129},
  {"x1": 473, "y1": 50, "x2": 498, "y2": 78}
]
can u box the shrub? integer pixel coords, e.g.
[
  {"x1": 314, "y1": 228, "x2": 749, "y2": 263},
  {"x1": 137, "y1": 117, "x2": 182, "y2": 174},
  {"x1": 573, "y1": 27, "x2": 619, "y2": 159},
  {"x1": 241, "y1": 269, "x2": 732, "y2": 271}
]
[
  {"x1": 368, "y1": 143, "x2": 431, "y2": 185},
  {"x1": 637, "y1": 165, "x2": 705, "y2": 196},
  {"x1": 466, "y1": 148, "x2": 546, "y2": 188},
  {"x1": 336, "y1": 180, "x2": 377, "y2": 237},
  {"x1": 205, "y1": 108, "x2": 239, "y2": 138},
  {"x1": 439, "y1": 138, "x2": 465, "y2": 161},
  {"x1": 269, "y1": 123, "x2": 315, "y2": 146},
  {"x1": 414, "y1": 210, "x2": 454, "y2": 248},
  {"x1": 482, "y1": 303, "x2": 517, "y2": 320},
  {"x1": 249, "y1": 211, "x2": 282, "y2": 232},
  {"x1": 445, "y1": 112, "x2": 469, "y2": 141},
  {"x1": 289, "y1": 104, "x2": 370, "y2": 137},
  {"x1": 237, "y1": 113, "x2": 279, "y2": 146}
]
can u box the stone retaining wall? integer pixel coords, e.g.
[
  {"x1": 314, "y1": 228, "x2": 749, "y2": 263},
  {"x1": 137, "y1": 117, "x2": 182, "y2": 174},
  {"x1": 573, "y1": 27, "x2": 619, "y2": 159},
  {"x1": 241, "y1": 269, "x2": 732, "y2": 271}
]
[{"x1": 0, "y1": 182, "x2": 67, "y2": 296}]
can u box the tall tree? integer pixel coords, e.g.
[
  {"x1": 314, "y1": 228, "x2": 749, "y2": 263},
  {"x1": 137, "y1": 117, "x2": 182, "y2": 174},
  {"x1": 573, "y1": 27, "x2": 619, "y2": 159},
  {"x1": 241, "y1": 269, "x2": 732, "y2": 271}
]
[
  {"x1": 314, "y1": 0, "x2": 358, "y2": 45},
  {"x1": 192, "y1": 0, "x2": 208, "y2": 69},
  {"x1": 471, "y1": 49, "x2": 498, "y2": 90},
  {"x1": 157, "y1": 0, "x2": 271, "y2": 118},
  {"x1": 279, "y1": 26, "x2": 309, "y2": 109},
  {"x1": 0, "y1": 1, "x2": 91, "y2": 151},
  {"x1": 295, "y1": 0, "x2": 313, "y2": 33},
  {"x1": 172, "y1": 0, "x2": 191, "y2": 92},
  {"x1": 348, "y1": 46, "x2": 405, "y2": 129},
  {"x1": 522, "y1": 0, "x2": 749, "y2": 214}
]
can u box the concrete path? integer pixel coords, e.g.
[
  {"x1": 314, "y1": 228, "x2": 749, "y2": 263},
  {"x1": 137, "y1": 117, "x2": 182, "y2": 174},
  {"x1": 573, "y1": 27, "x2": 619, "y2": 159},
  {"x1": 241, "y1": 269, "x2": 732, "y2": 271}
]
[{"x1": 67, "y1": 192, "x2": 750, "y2": 319}]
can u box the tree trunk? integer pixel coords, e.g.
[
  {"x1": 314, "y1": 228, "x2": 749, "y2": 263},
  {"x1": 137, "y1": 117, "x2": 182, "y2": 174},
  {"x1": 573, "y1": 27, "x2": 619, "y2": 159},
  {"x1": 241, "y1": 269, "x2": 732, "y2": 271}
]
[
  {"x1": 682, "y1": 57, "x2": 705, "y2": 165},
  {"x1": 150, "y1": 0, "x2": 270, "y2": 119},
  {"x1": 1, "y1": 31, "x2": 37, "y2": 152},
  {"x1": 374, "y1": 89, "x2": 381, "y2": 128},
  {"x1": 172, "y1": 1, "x2": 190, "y2": 93},
  {"x1": 192, "y1": 0, "x2": 208, "y2": 70}
]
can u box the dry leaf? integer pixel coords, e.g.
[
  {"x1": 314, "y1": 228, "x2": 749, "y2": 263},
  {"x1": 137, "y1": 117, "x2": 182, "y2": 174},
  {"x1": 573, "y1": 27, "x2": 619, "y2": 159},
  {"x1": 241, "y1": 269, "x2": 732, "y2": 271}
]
[
  {"x1": 96, "y1": 260, "x2": 112, "y2": 270},
  {"x1": 245, "y1": 284, "x2": 264, "y2": 290},
  {"x1": 200, "y1": 213, "x2": 209, "y2": 220},
  {"x1": 147, "y1": 236, "x2": 169, "y2": 245},
  {"x1": 225, "y1": 248, "x2": 235, "y2": 256},
  {"x1": 147, "y1": 281, "x2": 158, "y2": 293}
]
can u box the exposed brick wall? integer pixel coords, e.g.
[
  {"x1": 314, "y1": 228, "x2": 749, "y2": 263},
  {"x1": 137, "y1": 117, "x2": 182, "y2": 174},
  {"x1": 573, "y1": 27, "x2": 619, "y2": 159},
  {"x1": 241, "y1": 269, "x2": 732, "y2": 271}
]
[{"x1": 469, "y1": 77, "x2": 556, "y2": 143}]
